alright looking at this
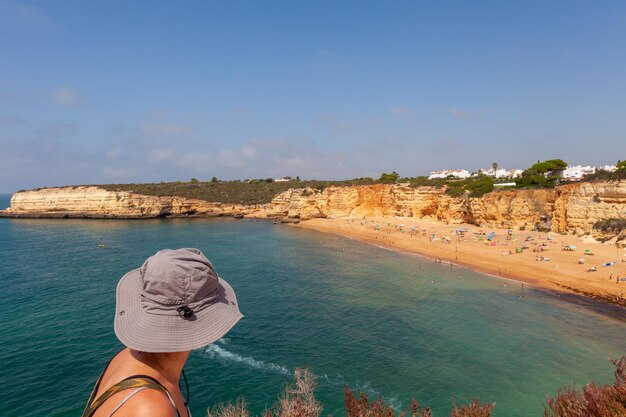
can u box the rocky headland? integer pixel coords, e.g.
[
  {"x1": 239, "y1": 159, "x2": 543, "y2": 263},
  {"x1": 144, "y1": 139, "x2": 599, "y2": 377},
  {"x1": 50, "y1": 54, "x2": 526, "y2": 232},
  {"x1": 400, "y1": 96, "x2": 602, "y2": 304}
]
[{"x1": 2, "y1": 180, "x2": 625, "y2": 244}]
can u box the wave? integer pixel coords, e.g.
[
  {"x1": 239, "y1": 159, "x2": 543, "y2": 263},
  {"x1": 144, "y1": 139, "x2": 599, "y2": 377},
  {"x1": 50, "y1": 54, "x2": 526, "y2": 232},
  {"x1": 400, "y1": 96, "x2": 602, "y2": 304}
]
[
  {"x1": 205, "y1": 343, "x2": 290, "y2": 375},
  {"x1": 208, "y1": 341, "x2": 401, "y2": 409}
]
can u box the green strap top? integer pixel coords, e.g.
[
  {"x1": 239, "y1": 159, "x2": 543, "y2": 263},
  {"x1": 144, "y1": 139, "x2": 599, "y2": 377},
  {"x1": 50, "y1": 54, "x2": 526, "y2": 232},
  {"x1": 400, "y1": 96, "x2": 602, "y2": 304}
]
[
  {"x1": 82, "y1": 350, "x2": 185, "y2": 417},
  {"x1": 82, "y1": 374, "x2": 178, "y2": 417}
]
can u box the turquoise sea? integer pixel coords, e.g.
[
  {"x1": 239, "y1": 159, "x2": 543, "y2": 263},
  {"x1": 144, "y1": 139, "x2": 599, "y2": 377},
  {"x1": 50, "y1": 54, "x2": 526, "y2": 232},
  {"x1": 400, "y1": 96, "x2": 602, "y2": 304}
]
[{"x1": 0, "y1": 194, "x2": 625, "y2": 417}]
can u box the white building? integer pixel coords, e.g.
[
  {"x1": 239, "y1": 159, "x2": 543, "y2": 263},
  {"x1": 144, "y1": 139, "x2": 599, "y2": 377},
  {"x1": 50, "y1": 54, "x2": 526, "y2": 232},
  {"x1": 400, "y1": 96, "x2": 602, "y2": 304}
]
[
  {"x1": 506, "y1": 169, "x2": 523, "y2": 178},
  {"x1": 274, "y1": 177, "x2": 291, "y2": 182},
  {"x1": 561, "y1": 165, "x2": 596, "y2": 181},
  {"x1": 477, "y1": 168, "x2": 523, "y2": 179},
  {"x1": 428, "y1": 169, "x2": 471, "y2": 180},
  {"x1": 478, "y1": 168, "x2": 508, "y2": 178},
  {"x1": 598, "y1": 164, "x2": 617, "y2": 173}
]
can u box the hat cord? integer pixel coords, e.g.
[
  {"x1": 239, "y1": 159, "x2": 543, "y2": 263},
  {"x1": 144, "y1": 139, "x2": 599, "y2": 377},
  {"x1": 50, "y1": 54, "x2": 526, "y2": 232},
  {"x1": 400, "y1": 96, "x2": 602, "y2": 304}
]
[{"x1": 180, "y1": 369, "x2": 190, "y2": 406}]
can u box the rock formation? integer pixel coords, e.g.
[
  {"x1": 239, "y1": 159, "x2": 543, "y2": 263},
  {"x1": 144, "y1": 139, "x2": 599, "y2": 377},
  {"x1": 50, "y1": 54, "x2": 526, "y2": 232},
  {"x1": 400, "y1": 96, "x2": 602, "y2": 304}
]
[
  {"x1": 1, "y1": 181, "x2": 625, "y2": 238},
  {"x1": 0, "y1": 186, "x2": 266, "y2": 219},
  {"x1": 266, "y1": 181, "x2": 626, "y2": 236}
]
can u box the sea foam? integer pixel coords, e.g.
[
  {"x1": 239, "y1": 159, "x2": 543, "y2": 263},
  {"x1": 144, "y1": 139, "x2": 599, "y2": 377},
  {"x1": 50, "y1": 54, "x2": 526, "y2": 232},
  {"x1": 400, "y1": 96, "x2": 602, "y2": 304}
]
[{"x1": 206, "y1": 343, "x2": 290, "y2": 375}]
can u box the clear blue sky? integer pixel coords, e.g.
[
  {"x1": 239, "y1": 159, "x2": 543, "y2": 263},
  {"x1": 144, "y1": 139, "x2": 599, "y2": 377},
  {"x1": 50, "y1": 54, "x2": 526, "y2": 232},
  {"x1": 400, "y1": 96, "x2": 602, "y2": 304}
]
[{"x1": 1, "y1": 1, "x2": 625, "y2": 192}]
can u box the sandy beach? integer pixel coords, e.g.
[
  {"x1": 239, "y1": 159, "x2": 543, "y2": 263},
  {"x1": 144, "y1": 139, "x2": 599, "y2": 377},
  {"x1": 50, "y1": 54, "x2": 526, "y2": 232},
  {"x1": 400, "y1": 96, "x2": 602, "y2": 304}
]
[{"x1": 295, "y1": 217, "x2": 626, "y2": 307}]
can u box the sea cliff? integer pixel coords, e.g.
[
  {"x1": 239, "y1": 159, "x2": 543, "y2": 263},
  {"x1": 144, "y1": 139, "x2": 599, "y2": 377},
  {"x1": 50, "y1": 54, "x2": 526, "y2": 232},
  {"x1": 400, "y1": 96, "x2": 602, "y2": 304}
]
[
  {"x1": 2, "y1": 180, "x2": 625, "y2": 241},
  {"x1": 0, "y1": 186, "x2": 266, "y2": 219},
  {"x1": 267, "y1": 181, "x2": 626, "y2": 240}
]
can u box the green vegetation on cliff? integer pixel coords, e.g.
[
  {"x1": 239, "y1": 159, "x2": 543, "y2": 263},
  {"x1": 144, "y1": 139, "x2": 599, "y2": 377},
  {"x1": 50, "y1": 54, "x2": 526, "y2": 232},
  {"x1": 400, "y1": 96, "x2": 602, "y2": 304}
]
[
  {"x1": 98, "y1": 179, "x2": 378, "y2": 205},
  {"x1": 515, "y1": 159, "x2": 567, "y2": 189},
  {"x1": 583, "y1": 159, "x2": 626, "y2": 182}
]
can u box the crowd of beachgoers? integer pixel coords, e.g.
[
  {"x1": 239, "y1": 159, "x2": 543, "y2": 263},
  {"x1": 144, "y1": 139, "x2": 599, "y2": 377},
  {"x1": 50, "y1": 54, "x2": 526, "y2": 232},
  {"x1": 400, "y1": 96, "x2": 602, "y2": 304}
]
[{"x1": 297, "y1": 216, "x2": 626, "y2": 306}]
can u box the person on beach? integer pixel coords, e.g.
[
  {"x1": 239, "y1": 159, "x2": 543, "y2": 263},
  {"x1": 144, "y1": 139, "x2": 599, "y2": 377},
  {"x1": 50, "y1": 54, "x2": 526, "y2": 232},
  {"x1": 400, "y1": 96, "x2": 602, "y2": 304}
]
[{"x1": 81, "y1": 248, "x2": 243, "y2": 417}]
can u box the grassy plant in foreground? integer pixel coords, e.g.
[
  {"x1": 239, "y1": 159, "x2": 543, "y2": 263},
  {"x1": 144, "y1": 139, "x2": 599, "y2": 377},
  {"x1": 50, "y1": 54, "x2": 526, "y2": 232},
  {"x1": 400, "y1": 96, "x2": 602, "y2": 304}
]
[
  {"x1": 543, "y1": 357, "x2": 626, "y2": 417},
  {"x1": 207, "y1": 357, "x2": 626, "y2": 417},
  {"x1": 208, "y1": 369, "x2": 321, "y2": 417}
]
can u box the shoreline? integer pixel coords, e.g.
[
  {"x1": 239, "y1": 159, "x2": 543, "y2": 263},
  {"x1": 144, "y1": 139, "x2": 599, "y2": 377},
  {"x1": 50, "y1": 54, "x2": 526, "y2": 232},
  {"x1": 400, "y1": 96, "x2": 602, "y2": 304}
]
[
  {"x1": 336, "y1": 231, "x2": 626, "y2": 320},
  {"x1": 3, "y1": 212, "x2": 626, "y2": 312},
  {"x1": 293, "y1": 217, "x2": 626, "y2": 310}
]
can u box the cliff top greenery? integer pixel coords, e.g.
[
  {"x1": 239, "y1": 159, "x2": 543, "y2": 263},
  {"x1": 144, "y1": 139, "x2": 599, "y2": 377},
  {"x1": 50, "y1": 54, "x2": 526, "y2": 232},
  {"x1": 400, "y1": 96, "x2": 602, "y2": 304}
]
[
  {"x1": 94, "y1": 173, "x2": 499, "y2": 204},
  {"x1": 34, "y1": 158, "x2": 623, "y2": 204},
  {"x1": 98, "y1": 178, "x2": 380, "y2": 205}
]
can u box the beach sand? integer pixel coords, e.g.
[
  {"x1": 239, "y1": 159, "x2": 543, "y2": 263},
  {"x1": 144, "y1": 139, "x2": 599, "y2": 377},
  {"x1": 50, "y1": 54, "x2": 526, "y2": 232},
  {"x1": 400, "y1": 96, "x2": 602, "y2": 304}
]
[{"x1": 294, "y1": 217, "x2": 626, "y2": 307}]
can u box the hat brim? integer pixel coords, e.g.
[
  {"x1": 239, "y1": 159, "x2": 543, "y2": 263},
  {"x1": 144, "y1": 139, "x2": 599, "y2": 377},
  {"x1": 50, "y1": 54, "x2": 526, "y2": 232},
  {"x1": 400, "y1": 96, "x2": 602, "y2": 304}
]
[{"x1": 114, "y1": 269, "x2": 243, "y2": 352}]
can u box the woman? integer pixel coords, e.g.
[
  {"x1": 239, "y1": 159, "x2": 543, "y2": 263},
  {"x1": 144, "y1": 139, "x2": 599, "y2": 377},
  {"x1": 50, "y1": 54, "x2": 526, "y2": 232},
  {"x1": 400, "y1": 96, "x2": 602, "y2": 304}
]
[{"x1": 82, "y1": 248, "x2": 243, "y2": 417}]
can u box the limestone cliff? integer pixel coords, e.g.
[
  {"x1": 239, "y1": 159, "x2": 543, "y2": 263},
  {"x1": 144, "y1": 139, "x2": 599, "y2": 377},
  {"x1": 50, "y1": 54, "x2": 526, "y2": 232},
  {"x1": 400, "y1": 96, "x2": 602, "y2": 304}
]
[
  {"x1": 0, "y1": 186, "x2": 266, "y2": 219},
  {"x1": 2, "y1": 181, "x2": 625, "y2": 238},
  {"x1": 267, "y1": 180, "x2": 626, "y2": 236}
]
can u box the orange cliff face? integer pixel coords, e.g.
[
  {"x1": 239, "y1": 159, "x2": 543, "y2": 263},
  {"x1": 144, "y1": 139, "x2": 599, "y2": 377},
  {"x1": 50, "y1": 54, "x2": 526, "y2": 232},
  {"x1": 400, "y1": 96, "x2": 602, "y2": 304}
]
[
  {"x1": 2, "y1": 181, "x2": 625, "y2": 243},
  {"x1": 267, "y1": 181, "x2": 626, "y2": 240}
]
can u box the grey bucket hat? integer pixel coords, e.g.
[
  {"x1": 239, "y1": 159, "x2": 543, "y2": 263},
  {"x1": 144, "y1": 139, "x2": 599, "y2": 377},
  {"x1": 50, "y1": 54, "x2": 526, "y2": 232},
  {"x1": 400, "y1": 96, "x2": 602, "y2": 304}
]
[{"x1": 114, "y1": 248, "x2": 243, "y2": 352}]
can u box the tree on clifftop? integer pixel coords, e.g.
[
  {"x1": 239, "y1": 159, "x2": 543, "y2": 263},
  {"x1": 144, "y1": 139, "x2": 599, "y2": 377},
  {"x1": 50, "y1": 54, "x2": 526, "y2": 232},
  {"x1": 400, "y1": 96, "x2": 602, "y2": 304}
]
[
  {"x1": 516, "y1": 159, "x2": 567, "y2": 188},
  {"x1": 527, "y1": 159, "x2": 567, "y2": 175},
  {"x1": 379, "y1": 171, "x2": 400, "y2": 183}
]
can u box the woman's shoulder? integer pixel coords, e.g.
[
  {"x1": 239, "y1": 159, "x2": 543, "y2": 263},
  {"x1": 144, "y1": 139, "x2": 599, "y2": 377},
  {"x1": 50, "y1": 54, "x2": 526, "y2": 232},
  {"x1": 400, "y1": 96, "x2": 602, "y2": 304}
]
[
  {"x1": 124, "y1": 388, "x2": 178, "y2": 417},
  {"x1": 94, "y1": 388, "x2": 177, "y2": 417}
]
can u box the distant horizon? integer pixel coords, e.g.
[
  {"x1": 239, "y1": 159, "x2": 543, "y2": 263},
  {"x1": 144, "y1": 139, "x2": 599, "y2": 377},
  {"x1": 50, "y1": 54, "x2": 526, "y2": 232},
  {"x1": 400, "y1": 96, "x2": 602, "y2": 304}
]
[{"x1": 2, "y1": 1, "x2": 625, "y2": 194}]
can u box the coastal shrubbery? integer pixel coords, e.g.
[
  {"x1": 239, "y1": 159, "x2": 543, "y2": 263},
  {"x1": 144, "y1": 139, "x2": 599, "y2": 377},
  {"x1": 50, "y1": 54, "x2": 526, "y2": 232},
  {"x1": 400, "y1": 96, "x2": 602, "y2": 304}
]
[
  {"x1": 445, "y1": 176, "x2": 495, "y2": 198},
  {"x1": 405, "y1": 176, "x2": 494, "y2": 197},
  {"x1": 593, "y1": 218, "x2": 626, "y2": 235},
  {"x1": 379, "y1": 172, "x2": 401, "y2": 184},
  {"x1": 99, "y1": 179, "x2": 378, "y2": 205},
  {"x1": 544, "y1": 357, "x2": 626, "y2": 417},
  {"x1": 206, "y1": 357, "x2": 626, "y2": 417},
  {"x1": 583, "y1": 160, "x2": 626, "y2": 182},
  {"x1": 97, "y1": 173, "x2": 499, "y2": 204},
  {"x1": 208, "y1": 369, "x2": 321, "y2": 417},
  {"x1": 515, "y1": 159, "x2": 567, "y2": 189},
  {"x1": 90, "y1": 159, "x2": 623, "y2": 204}
]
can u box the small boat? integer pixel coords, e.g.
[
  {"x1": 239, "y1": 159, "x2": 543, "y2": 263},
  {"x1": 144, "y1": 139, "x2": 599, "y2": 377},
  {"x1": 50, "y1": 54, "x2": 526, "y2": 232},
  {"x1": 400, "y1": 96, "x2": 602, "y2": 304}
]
[{"x1": 98, "y1": 244, "x2": 107, "y2": 248}]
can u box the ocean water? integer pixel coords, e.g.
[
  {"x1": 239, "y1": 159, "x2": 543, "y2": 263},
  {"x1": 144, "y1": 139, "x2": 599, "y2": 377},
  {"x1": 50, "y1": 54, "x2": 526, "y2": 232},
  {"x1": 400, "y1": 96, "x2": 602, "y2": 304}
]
[{"x1": 0, "y1": 193, "x2": 625, "y2": 417}]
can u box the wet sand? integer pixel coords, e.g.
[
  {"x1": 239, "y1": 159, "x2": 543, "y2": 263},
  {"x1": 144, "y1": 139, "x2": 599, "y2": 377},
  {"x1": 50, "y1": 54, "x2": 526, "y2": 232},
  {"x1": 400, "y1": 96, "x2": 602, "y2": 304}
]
[{"x1": 294, "y1": 217, "x2": 626, "y2": 308}]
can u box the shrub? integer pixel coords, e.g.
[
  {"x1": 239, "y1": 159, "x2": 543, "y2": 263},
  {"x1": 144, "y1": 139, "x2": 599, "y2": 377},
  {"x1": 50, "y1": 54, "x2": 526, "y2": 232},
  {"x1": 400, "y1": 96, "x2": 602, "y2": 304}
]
[
  {"x1": 208, "y1": 369, "x2": 321, "y2": 417},
  {"x1": 515, "y1": 159, "x2": 567, "y2": 189},
  {"x1": 450, "y1": 399, "x2": 495, "y2": 417},
  {"x1": 593, "y1": 218, "x2": 626, "y2": 234},
  {"x1": 583, "y1": 159, "x2": 626, "y2": 182},
  {"x1": 344, "y1": 388, "x2": 432, "y2": 417},
  {"x1": 465, "y1": 176, "x2": 494, "y2": 198},
  {"x1": 379, "y1": 172, "x2": 400, "y2": 184},
  {"x1": 543, "y1": 357, "x2": 626, "y2": 417},
  {"x1": 207, "y1": 358, "x2": 626, "y2": 417},
  {"x1": 442, "y1": 176, "x2": 494, "y2": 198}
]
